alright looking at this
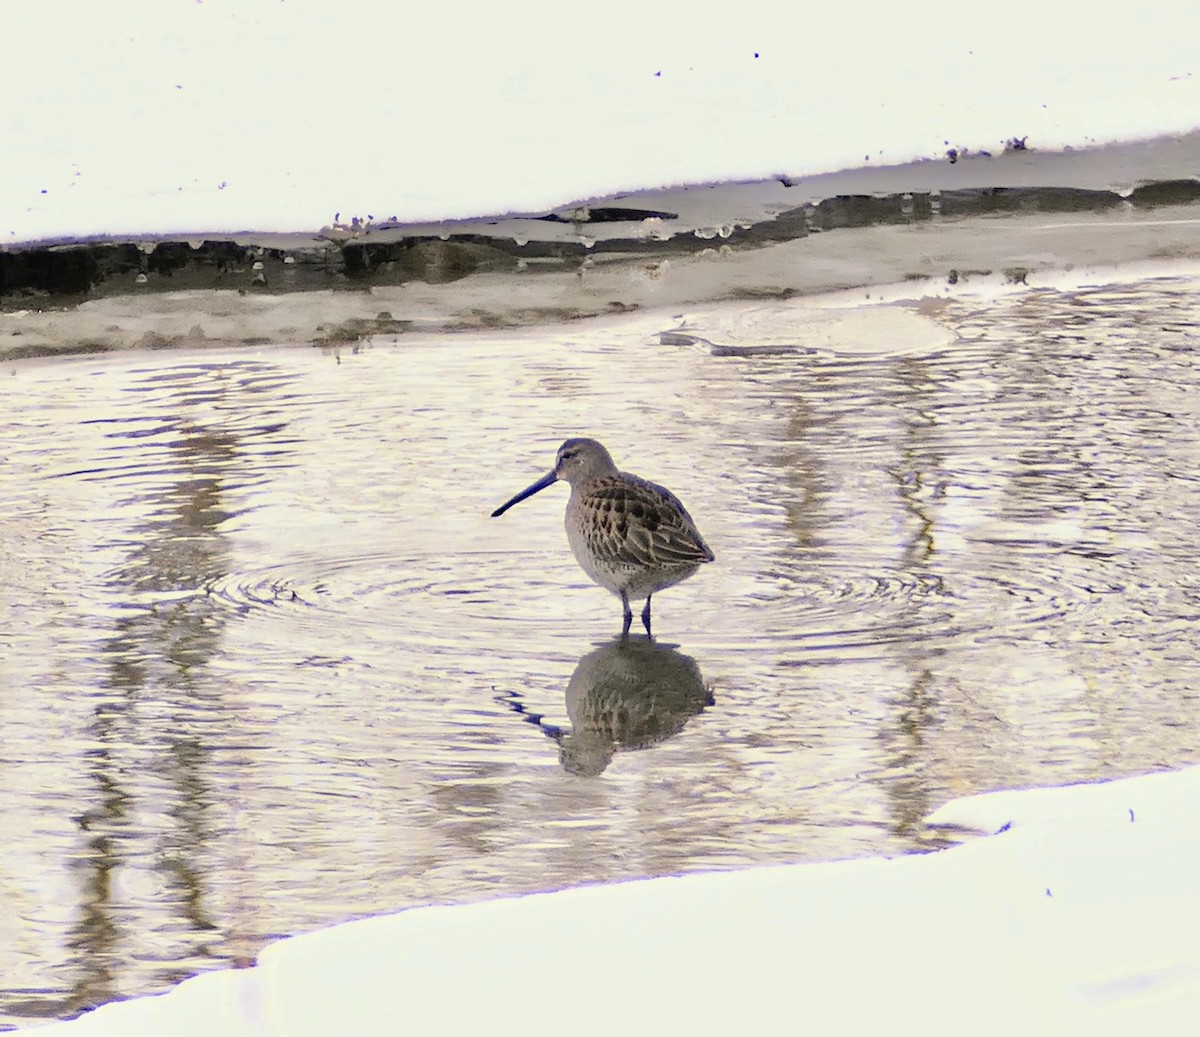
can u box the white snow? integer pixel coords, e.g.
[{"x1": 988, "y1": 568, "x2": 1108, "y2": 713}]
[
  {"x1": 26, "y1": 765, "x2": 1200, "y2": 1036},
  {"x1": 4, "y1": 1, "x2": 1200, "y2": 242}
]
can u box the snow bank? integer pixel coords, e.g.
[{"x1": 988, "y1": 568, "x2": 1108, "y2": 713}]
[
  {"x1": 30, "y1": 766, "x2": 1200, "y2": 1036},
  {"x1": 4, "y1": 1, "x2": 1199, "y2": 241}
]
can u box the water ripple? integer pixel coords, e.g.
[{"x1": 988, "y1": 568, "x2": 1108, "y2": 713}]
[{"x1": 5, "y1": 274, "x2": 1200, "y2": 1026}]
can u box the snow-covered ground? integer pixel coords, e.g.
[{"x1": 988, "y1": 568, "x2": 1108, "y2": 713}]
[
  {"x1": 7, "y1": 4, "x2": 1200, "y2": 1034},
  {"x1": 4, "y1": 1, "x2": 1200, "y2": 242},
  {"x1": 27, "y1": 765, "x2": 1200, "y2": 1036}
]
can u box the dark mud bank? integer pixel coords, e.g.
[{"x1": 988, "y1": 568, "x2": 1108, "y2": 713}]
[{"x1": 3, "y1": 142, "x2": 1199, "y2": 360}]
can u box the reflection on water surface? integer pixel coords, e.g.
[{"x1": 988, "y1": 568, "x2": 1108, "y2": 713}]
[
  {"x1": 499, "y1": 637, "x2": 713, "y2": 776},
  {"x1": 2, "y1": 272, "x2": 1199, "y2": 1025}
]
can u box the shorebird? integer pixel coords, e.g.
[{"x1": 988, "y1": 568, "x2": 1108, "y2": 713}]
[{"x1": 491, "y1": 438, "x2": 714, "y2": 638}]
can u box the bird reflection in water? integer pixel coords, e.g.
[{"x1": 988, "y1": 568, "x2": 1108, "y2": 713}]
[{"x1": 499, "y1": 637, "x2": 712, "y2": 776}]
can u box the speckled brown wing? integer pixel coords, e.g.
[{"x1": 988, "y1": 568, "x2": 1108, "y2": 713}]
[{"x1": 577, "y1": 474, "x2": 714, "y2": 571}]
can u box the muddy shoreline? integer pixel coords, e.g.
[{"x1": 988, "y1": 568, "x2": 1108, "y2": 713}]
[{"x1": 4, "y1": 146, "x2": 1200, "y2": 361}]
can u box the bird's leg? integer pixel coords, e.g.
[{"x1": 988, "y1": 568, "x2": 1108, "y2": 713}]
[
  {"x1": 641, "y1": 596, "x2": 653, "y2": 639},
  {"x1": 620, "y1": 591, "x2": 633, "y2": 639}
]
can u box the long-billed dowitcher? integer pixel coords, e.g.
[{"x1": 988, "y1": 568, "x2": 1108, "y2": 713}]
[{"x1": 491, "y1": 438, "x2": 714, "y2": 638}]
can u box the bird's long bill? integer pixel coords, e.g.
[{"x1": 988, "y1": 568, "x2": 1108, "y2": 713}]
[{"x1": 490, "y1": 470, "x2": 558, "y2": 517}]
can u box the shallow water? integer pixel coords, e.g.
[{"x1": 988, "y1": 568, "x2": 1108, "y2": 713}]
[{"x1": 2, "y1": 273, "x2": 1200, "y2": 1025}]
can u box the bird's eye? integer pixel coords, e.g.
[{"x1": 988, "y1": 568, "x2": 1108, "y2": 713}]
[{"x1": 561, "y1": 450, "x2": 575, "y2": 460}]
